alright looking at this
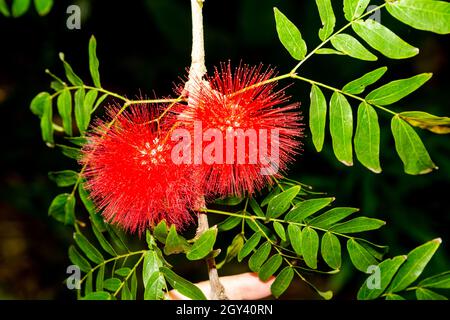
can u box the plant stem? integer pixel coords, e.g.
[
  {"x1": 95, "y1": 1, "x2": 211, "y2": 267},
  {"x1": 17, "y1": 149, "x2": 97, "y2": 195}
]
[
  {"x1": 290, "y1": 74, "x2": 397, "y2": 116},
  {"x1": 188, "y1": 0, "x2": 228, "y2": 300},
  {"x1": 290, "y1": 3, "x2": 387, "y2": 74}
]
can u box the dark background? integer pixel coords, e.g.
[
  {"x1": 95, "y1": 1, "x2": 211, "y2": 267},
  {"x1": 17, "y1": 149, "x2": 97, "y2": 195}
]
[{"x1": 0, "y1": 0, "x2": 448, "y2": 299}]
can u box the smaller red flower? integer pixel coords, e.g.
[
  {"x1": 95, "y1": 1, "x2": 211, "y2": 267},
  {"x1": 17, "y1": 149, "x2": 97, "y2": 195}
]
[
  {"x1": 175, "y1": 63, "x2": 303, "y2": 197},
  {"x1": 80, "y1": 105, "x2": 201, "y2": 233}
]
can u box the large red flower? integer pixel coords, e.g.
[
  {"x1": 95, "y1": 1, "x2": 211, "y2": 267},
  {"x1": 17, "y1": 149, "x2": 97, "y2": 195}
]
[
  {"x1": 175, "y1": 63, "x2": 303, "y2": 197},
  {"x1": 80, "y1": 105, "x2": 201, "y2": 233}
]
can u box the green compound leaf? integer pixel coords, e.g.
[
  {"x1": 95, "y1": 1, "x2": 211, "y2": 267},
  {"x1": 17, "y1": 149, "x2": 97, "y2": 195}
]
[
  {"x1": 391, "y1": 116, "x2": 437, "y2": 175},
  {"x1": 352, "y1": 19, "x2": 419, "y2": 59},
  {"x1": 273, "y1": 7, "x2": 307, "y2": 60},
  {"x1": 386, "y1": 0, "x2": 450, "y2": 35}
]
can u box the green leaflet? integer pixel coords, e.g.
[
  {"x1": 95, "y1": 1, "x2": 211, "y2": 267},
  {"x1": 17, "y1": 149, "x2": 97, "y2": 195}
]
[
  {"x1": 315, "y1": 0, "x2": 335, "y2": 41},
  {"x1": 40, "y1": 95, "x2": 54, "y2": 146},
  {"x1": 330, "y1": 33, "x2": 377, "y2": 61},
  {"x1": 388, "y1": 238, "x2": 441, "y2": 293},
  {"x1": 160, "y1": 267, "x2": 206, "y2": 300},
  {"x1": 301, "y1": 227, "x2": 319, "y2": 269},
  {"x1": 238, "y1": 232, "x2": 261, "y2": 262},
  {"x1": 416, "y1": 288, "x2": 447, "y2": 300},
  {"x1": 343, "y1": 0, "x2": 370, "y2": 21},
  {"x1": 68, "y1": 245, "x2": 91, "y2": 273},
  {"x1": 321, "y1": 232, "x2": 341, "y2": 270},
  {"x1": 89, "y1": 35, "x2": 102, "y2": 88},
  {"x1": 386, "y1": 0, "x2": 450, "y2": 35},
  {"x1": 352, "y1": 19, "x2": 419, "y2": 59},
  {"x1": 186, "y1": 227, "x2": 217, "y2": 260},
  {"x1": 309, "y1": 85, "x2": 327, "y2": 152},
  {"x1": 366, "y1": 73, "x2": 432, "y2": 106},
  {"x1": 273, "y1": 7, "x2": 307, "y2": 60},
  {"x1": 329, "y1": 92, "x2": 353, "y2": 166},
  {"x1": 354, "y1": 102, "x2": 381, "y2": 173},
  {"x1": 73, "y1": 232, "x2": 104, "y2": 264},
  {"x1": 266, "y1": 186, "x2": 300, "y2": 219},
  {"x1": 258, "y1": 254, "x2": 283, "y2": 281},
  {"x1": 347, "y1": 238, "x2": 378, "y2": 272},
  {"x1": 271, "y1": 266, "x2": 294, "y2": 298},
  {"x1": 342, "y1": 66, "x2": 387, "y2": 95},
  {"x1": 56, "y1": 89, "x2": 73, "y2": 136},
  {"x1": 248, "y1": 242, "x2": 272, "y2": 272},
  {"x1": 309, "y1": 207, "x2": 359, "y2": 229},
  {"x1": 59, "y1": 53, "x2": 83, "y2": 85},
  {"x1": 287, "y1": 224, "x2": 302, "y2": 256},
  {"x1": 419, "y1": 271, "x2": 450, "y2": 289},
  {"x1": 286, "y1": 197, "x2": 335, "y2": 222},
  {"x1": 48, "y1": 170, "x2": 78, "y2": 187},
  {"x1": 357, "y1": 255, "x2": 406, "y2": 300},
  {"x1": 30, "y1": 92, "x2": 51, "y2": 117},
  {"x1": 12, "y1": 0, "x2": 31, "y2": 17},
  {"x1": 391, "y1": 116, "x2": 437, "y2": 175},
  {"x1": 399, "y1": 111, "x2": 450, "y2": 135},
  {"x1": 330, "y1": 217, "x2": 385, "y2": 234},
  {"x1": 34, "y1": 0, "x2": 53, "y2": 16}
]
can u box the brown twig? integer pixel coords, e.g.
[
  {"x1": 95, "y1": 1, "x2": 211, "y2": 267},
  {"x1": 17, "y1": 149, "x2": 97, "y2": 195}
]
[{"x1": 187, "y1": 0, "x2": 228, "y2": 300}]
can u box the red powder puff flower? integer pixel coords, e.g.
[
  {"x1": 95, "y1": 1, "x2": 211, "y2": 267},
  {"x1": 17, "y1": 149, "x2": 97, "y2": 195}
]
[
  {"x1": 80, "y1": 105, "x2": 202, "y2": 233},
  {"x1": 174, "y1": 63, "x2": 303, "y2": 197}
]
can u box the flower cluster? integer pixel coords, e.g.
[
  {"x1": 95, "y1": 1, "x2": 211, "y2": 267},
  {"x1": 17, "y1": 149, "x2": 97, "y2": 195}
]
[{"x1": 80, "y1": 63, "x2": 303, "y2": 232}]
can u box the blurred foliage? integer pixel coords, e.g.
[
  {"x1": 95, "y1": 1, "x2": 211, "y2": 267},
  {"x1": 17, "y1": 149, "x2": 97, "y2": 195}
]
[{"x1": 0, "y1": 0, "x2": 448, "y2": 299}]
